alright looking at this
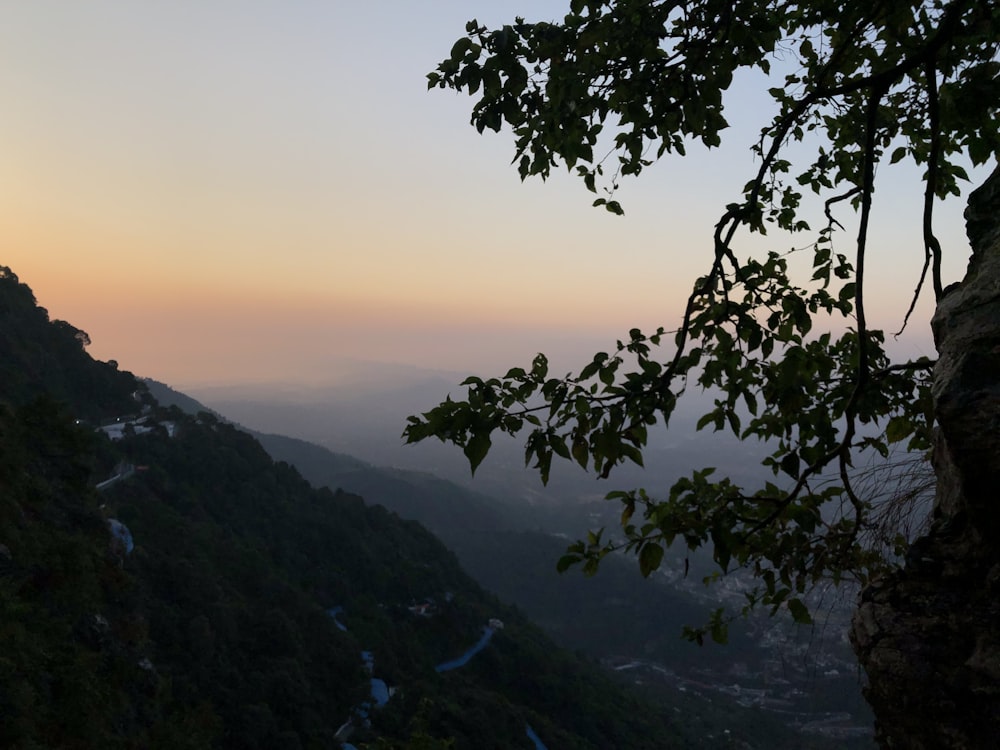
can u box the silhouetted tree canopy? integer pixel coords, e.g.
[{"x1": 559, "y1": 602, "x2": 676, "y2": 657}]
[{"x1": 407, "y1": 0, "x2": 1000, "y2": 637}]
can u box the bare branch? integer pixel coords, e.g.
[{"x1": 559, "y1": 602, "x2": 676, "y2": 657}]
[{"x1": 824, "y1": 186, "x2": 861, "y2": 231}]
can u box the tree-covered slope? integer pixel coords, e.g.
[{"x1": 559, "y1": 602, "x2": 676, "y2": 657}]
[
  {"x1": 145, "y1": 371, "x2": 870, "y2": 746},
  {"x1": 0, "y1": 267, "x2": 138, "y2": 422},
  {"x1": 145, "y1": 379, "x2": 521, "y2": 536},
  {"x1": 0, "y1": 268, "x2": 749, "y2": 748}
]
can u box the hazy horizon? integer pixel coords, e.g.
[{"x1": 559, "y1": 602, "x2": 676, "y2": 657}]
[{"x1": 3, "y1": 1, "x2": 983, "y2": 387}]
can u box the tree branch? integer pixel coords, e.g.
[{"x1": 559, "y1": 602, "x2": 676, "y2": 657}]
[{"x1": 896, "y1": 55, "x2": 946, "y2": 336}]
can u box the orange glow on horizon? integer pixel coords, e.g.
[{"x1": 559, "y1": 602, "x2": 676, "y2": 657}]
[{"x1": 0, "y1": 3, "x2": 976, "y2": 386}]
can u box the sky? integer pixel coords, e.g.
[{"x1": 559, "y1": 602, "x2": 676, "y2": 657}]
[{"x1": 1, "y1": 1, "x2": 986, "y2": 387}]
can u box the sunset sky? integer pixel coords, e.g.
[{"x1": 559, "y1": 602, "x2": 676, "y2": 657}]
[{"x1": 2, "y1": 2, "x2": 984, "y2": 387}]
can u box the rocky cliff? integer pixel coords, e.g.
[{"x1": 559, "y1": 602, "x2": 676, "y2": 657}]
[{"x1": 852, "y1": 165, "x2": 1000, "y2": 748}]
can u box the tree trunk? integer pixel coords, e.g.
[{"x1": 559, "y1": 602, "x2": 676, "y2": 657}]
[{"x1": 851, "y1": 165, "x2": 1000, "y2": 748}]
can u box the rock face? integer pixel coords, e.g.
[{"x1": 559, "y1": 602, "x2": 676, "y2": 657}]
[{"x1": 851, "y1": 165, "x2": 1000, "y2": 748}]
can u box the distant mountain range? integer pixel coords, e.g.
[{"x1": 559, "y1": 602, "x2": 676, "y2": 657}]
[
  {"x1": 2, "y1": 265, "x2": 850, "y2": 748},
  {"x1": 146, "y1": 378, "x2": 874, "y2": 744}
]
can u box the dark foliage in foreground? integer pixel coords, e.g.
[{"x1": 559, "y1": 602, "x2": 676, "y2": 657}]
[{"x1": 7, "y1": 267, "x2": 829, "y2": 748}]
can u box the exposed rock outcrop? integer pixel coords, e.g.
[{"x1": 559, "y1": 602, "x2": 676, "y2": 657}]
[{"x1": 851, "y1": 165, "x2": 1000, "y2": 748}]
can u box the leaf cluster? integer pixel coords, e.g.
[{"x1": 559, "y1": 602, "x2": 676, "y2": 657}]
[{"x1": 414, "y1": 0, "x2": 999, "y2": 627}]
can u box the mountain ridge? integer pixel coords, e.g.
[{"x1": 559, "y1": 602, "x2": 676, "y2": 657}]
[{"x1": 1, "y1": 266, "x2": 832, "y2": 748}]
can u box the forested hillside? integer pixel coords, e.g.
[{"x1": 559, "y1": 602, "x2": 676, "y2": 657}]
[
  {"x1": 1, "y1": 266, "x2": 842, "y2": 748},
  {"x1": 147, "y1": 345, "x2": 872, "y2": 746}
]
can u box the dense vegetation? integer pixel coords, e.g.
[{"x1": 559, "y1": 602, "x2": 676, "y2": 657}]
[
  {"x1": 151, "y1": 381, "x2": 873, "y2": 746},
  {"x1": 4, "y1": 266, "x2": 850, "y2": 748},
  {"x1": 407, "y1": 0, "x2": 1000, "y2": 634},
  {"x1": 0, "y1": 267, "x2": 137, "y2": 423}
]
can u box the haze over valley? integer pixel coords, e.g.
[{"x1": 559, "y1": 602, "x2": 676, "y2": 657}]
[
  {"x1": 150, "y1": 373, "x2": 876, "y2": 743},
  {"x1": 6, "y1": 2, "x2": 990, "y2": 747},
  {"x1": 186, "y1": 368, "x2": 770, "y2": 511}
]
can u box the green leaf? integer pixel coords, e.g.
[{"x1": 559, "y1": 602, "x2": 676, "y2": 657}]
[
  {"x1": 681, "y1": 625, "x2": 705, "y2": 646},
  {"x1": 579, "y1": 353, "x2": 607, "y2": 380},
  {"x1": 551, "y1": 434, "x2": 571, "y2": 460},
  {"x1": 639, "y1": 542, "x2": 664, "y2": 577},
  {"x1": 696, "y1": 412, "x2": 715, "y2": 431},
  {"x1": 761, "y1": 336, "x2": 774, "y2": 358},
  {"x1": 450, "y1": 37, "x2": 473, "y2": 60},
  {"x1": 787, "y1": 598, "x2": 812, "y2": 625},
  {"x1": 463, "y1": 430, "x2": 492, "y2": 475},
  {"x1": 620, "y1": 497, "x2": 636, "y2": 526},
  {"x1": 779, "y1": 451, "x2": 800, "y2": 478},
  {"x1": 709, "y1": 610, "x2": 729, "y2": 645},
  {"x1": 620, "y1": 443, "x2": 644, "y2": 467},
  {"x1": 599, "y1": 364, "x2": 616, "y2": 386},
  {"x1": 885, "y1": 416, "x2": 911, "y2": 444},
  {"x1": 556, "y1": 554, "x2": 580, "y2": 573}
]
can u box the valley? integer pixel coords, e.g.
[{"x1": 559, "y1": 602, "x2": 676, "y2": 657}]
[{"x1": 169, "y1": 377, "x2": 876, "y2": 746}]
